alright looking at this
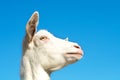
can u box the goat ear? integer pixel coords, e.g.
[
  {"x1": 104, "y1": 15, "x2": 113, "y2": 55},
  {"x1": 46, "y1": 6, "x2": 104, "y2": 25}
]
[{"x1": 26, "y1": 11, "x2": 39, "y2": 42}]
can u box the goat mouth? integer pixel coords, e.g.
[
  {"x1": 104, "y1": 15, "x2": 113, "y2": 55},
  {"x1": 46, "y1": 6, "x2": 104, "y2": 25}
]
[
  {"x1": 65, "y1": 50, "x2": 83, "y2": 58},
  {"x1": 64, "y1": 51, "x2": 83, "y2": 64},
  {"x1": 64, "y1": 49, "x2": 83, "y2": 63},
  {"x1": 67, "y1": 49, "x2": 83, "y2": 56},
  {"x1": 66, "y1": 52, "x2": 83, "y2": 57}
]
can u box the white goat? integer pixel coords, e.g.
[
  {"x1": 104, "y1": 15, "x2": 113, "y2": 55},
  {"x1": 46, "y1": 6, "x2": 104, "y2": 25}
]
[{"x1": 20, "y1": 11, "x2": 83, "y2": 80}]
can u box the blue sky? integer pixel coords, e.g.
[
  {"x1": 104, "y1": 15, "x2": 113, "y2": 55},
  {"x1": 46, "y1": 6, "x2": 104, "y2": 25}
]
[{"x1": 0, "y1": 0, "x2": 120, "y2": 80}]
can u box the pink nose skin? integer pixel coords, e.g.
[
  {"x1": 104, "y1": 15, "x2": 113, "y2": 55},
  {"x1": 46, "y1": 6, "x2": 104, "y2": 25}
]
[
  {"x1": 73, "y1": 45, "x2": 83, "y2": 56},
  {"x1": 77, "y1": 49, "x2": 83, "y2": 56}
]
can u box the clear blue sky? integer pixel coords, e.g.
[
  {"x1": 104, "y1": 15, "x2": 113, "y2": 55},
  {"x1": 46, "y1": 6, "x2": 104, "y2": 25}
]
[{"x1": 0, "y1": 0, "x2": 120, "y2": 80}]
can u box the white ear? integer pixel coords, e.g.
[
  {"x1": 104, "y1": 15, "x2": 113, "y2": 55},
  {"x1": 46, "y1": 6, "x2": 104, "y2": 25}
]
[
  {"x1": 65, "y1": 37, "x2": 69, "y2": 41},
  {"x1": 26, "y1": 11, "x2": 39, "y2": 42}
]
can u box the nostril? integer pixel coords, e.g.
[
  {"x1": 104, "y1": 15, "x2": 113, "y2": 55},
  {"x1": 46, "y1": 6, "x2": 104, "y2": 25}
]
[{"x1": 73, "y1": 45, "x2": 80, "y2": 49}]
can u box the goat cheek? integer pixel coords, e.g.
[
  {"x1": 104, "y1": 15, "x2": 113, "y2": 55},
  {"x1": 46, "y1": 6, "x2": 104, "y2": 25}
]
[{"x1": 33, "y1": 40, "x2": 38, "y2": 47}]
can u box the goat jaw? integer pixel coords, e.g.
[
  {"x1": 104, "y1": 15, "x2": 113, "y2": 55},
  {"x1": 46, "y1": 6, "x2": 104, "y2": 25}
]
[{"x1": 64, "y1": 49, "x2": 83, "y2": 63}]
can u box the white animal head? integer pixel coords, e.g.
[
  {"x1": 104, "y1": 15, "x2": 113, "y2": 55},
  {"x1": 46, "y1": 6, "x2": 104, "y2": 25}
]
[{"x1": 23, "y1": 11, "x2": 83, "y2": 73}]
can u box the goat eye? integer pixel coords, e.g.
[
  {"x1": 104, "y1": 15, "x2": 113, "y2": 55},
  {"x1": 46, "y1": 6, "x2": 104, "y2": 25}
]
[{"x1": 40, "y1": 36, "x2": 48, "y2": 40}]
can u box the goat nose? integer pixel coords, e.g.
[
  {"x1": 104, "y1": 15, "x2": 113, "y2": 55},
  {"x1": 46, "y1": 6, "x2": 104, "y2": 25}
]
[{"x1": 73, "y1": 45, "x2": 80, "y2": 49}]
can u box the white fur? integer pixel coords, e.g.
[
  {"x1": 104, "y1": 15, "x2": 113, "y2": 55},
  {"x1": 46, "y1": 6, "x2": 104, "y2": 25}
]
[{"x1": 20, "y1": 11, "x2": 83, "y2": 80}]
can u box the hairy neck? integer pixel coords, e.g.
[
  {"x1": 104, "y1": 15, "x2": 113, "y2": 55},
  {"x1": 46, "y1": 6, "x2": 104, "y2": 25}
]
[
  {"x1": 21, "y1": 59, "x2": 50, "y2": 80},
  {"x1": 21, "y1": 50, "x2": 50, "y2": 80},
  {"x1": 31, "y1": 65, "x2": 50, "y2": 80}
]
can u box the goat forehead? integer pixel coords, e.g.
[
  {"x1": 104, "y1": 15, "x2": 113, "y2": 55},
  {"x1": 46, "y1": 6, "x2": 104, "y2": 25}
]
[{"x1": 35, "y1": 30, "x2": 54, "y2": 37}]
